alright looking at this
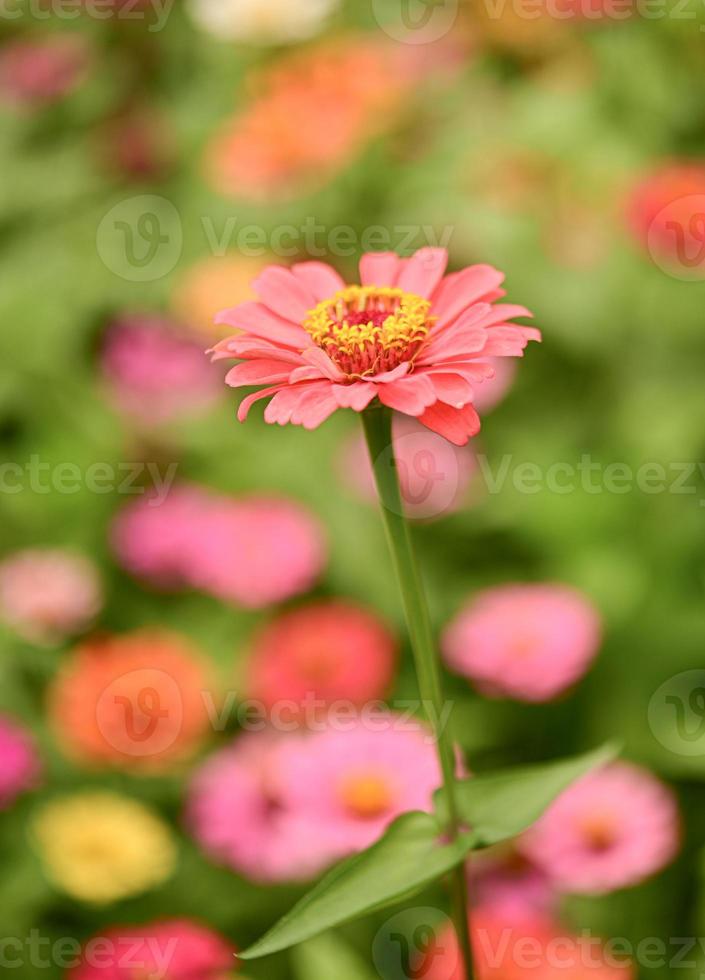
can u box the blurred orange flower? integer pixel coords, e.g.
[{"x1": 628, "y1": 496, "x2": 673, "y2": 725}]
[
  {"x1": 172, "y1": 254, "x2": 274, "y2": 338},
  {"x1": 205, "y1": 38, "x2": 413, "y2": 201},
  {"x1": 49, "y1": 630, "x2": 215, "y2": 772}
]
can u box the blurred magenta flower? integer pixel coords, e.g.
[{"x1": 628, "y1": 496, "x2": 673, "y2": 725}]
[
  {"x1": 519, "y1": 762, "x2": 680, "y2": 894},
  {"x1": 0, "y1": 715, "x2": 41, "y2": 809},
  {"x1": 247, "y1": 601, "x2": 396, "y2": 717},
  {"x1": 111, "y1": 485, "x2": 326, "y2": 608},
  {"x1": 339, "y1": 413, "x2": 479, "y2": 521},
  {"x1": 188, "y1": 0, "x2": 340, "y2": 43},
  {"x1": 211, "y1": 249, "x2": 539, "y2": 446},
  {"x1": 425, "y1": 909, "x2": 633, "y2": 980},
  {"x1": 0, "y1": 548, "x2": 102, "y2": 645},
  {"x1": 0, "y1": 35, "x2": 88, "y2": 108},
  {"x1": 471, "y1": 848, "x2": 556, "y2": 924},
  {"x1": 70, "y1": 919, "x2": 236, "y2": 979},
  {"x1": 188, "y1": 733, "x2": 333, "y2": 883},
  {"x1": 49, "y1": 630, "x2": 215, "y2": 772},
  {"x1": 442, "y1": 584, "x2": 601, "y2": 702},
  {"x1": 275, "y1": 717, "x2": 441, "y2": 861},
  {"x1": 101, "y1": 315, "x2": 221, "y2": 426}
]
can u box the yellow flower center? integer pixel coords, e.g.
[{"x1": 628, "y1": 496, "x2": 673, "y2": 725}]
[
  {"x1": 303, "y1": 286, "x2": 434, "y2": 377},
  {"x1": 338, "y1": 771, "x2": 393, "y2": 819}
]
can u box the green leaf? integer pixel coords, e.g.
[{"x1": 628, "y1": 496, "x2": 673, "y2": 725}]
[
  {"x1": 292, "y1": 933, "x2": 377, "y2": 980},
  {"x1": 443, "y1": 743, "x2": 619, "y2": 848},
  {"x1": 239, "y1": 811, "x2": 475, "y2": 961}
]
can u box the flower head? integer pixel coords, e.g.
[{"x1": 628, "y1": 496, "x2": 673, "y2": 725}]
[
  {"x1": 425, "y1": 910, "x2": 633, "y2": 979},
  {"x1": 212, "y1": 249, "x2": 539, "y2": 446},
  {"x1": 187, "y1": 733, "x2": 330, "y2": 882},
  {"x1": 101, "y1": 314, "x2": 221, "y2": 426},
  {"x1": 627, "y1": 163, "x2": 705, "y2": 272},
  {"x1": 0, "y1": 549, "x2": 102, "y2": 645},
  {"x1": 0, "y1": 715, "x2": 41, "y2": 809},
  {"x1": 31, "y1": 791, "x2": 177, "y2": 903},
  {"x1": 519, "y1": 762, "x2": 680, "y2": 894},
  {"x1": 0, "y1": 35, "x2": 88, "y2": 107},
  {"x1": 70, "y1": 919, "x2": 236, "y2": 979},
  {"x1": 49, "y1": 630, "x2": 215, "y2": 771},
  {"x1": 442, "y1": 584, "x2": 601, "y2": 702},
  {"x1": 247, "y1": 601, "x2": 396, "y2": 716},
  {"x1": 188, "y1": 0, "x2": 339, "y2": 43},
  {"x1": 275, "y1": 717, "x2": 441, "y2": 860}
]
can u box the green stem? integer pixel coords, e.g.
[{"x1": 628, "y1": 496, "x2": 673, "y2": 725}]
[{"x1": 361, "y1": 405, "x2": 475, "y2": 980}]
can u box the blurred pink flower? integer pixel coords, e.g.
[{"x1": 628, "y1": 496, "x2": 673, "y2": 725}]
[
  {"x1": 338, "y1": 414, "x2": 478, "y2": 521},
  {"x1": 0, "y1": 35, "x2": 88, "y2": 107},
  {"x1": 471, "y1": 848, "x2": 557, "y2": 924},
  {"x1": 101, "y1": 315, "x2": 221, "y2": 426},
  {"x1": 70, "y1": 919, "x2": 235, "y2": 979},
  {"x1": 191, "y1": 496, "x2": 326, "y2": 608},
  {"x1": 111, "y1": 485, "x2": 326, "y2": 609},
  {"x1": 212, "y1": 249, "x2": 539, "y2": 447},
  {"x1": 627, "y1": 162, "x2": 705, "y2": 269},
  {"x1": 442, "y1": 584, "x2": 601, "y2": 702},
  {"x1": 0, "y1": 715, "x2": 41, "y2": 809},
  {"x1": 276, "y1": 717, "x2": 441, "y2": 861},
  {"x1": 110, "y1": 485, "x2": 215, "y2": 591},
  {"x1": 0, "y1": 549, "x2": 102, "y2": 645},
  {"x1": 187, "y1": 733, "x2": 332, "y2": 882},
  {"x1": 247, "y1": 601, "x2": 396, "y2": 716},
  {"x1": 519, "y1": 762, "x2": 680, "y2": 895}
]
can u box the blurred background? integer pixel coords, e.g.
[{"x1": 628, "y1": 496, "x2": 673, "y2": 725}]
[{"x1": 2, "y1": 0, "x2": 705, "y2": 977}]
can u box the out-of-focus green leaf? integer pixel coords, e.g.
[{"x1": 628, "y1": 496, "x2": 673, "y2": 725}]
[{"x1": 239, "y1": 812, "x2": 475, "y2": 960}]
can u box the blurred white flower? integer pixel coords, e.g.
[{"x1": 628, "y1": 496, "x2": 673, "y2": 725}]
[{"x1": 187, "y1": 0, "x2": 340, "y2": 44}]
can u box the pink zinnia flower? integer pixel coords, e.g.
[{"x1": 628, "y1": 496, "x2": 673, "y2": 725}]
[
  {"x1": 275, "y1": 718, "x2": 441, "y2": 861},
  {"x1": 101, "y1": 314, "x2": 222, "y2": 426},
  {"x1": 111, "y1": 485, "x2": 326, "y2": 608},
  {"x1": 425, "y1": 910, "x2": 633, "y2": 980},
  {"x1": 247, "y1": 600, "x2": 396, "y2": 716},
  {"x1": 187, "y1": 733, "x2": 331, "y2": 882},
  {"x1": 0, "y1": 549, "x2": 102, "y2": 645},
  {"x1": 70, "y1": 919, "x2": 235, "y2": 979},
  {"x1": 191, "y1": 495, "x2": 326, "y2": 608},
  {"x1": 519, "y1": 762, "x2": 680, "y2": 895},
  {"x1": 0, "y1": 35, "x2": 88, "y2": 107},
  {"x1": 442, "y1": 584, "x2": 602, "y2": 702},
  {"x1": 0, "y1": 715, "x2": 41, "y2": 809},
  {"x1": 339, "y1": 413, "x2": 479, "y2": 521},
  {"x1": 211, "y1": 248, "x2": 540, "y2": 447}
]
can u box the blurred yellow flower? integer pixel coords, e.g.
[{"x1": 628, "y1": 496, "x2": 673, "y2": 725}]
[
  {"x1": 187, "y1": 0, "x2": 339, "y2": 44},
  {"x1": 30, "y1": 791, "x2": 177, "y2": 903},
  {"x1": 172, "y1": 254, "x2": 273, "y2": 339}
]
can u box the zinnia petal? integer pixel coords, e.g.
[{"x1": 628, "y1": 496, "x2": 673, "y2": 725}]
[
  {"x1": 252, "y1": 266, "x2": 317, "y2": 322},
  {"x1": 418, "y1": 402, "x2": 481, "y2": 446},
  {"x1": 431, "y1": 265, "x2": 506, "y2": 326},
  {"x1": 291, "y1": 262, "x2": 346, "y2": 301},
  {"x1": 378, "y1": 375, "x2": 437, "y2": 416},
  {"x1": 359, "y1": 251, "x2": 404, "y2": 287},
  {"x1": 397, "y1": 247, "x2": 449, "y2": 299},
  {"x1": 216, "y1": 301, "x2": 310, "y2": 349}
]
